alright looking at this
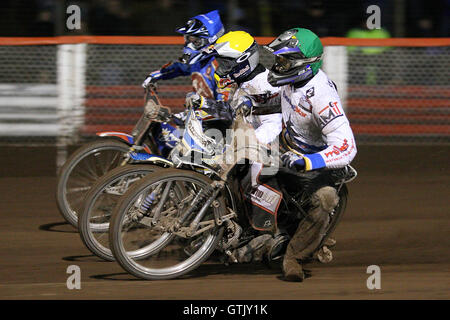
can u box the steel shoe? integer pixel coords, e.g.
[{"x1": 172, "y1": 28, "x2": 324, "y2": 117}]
[{"x1": 316, "y1": 245, "x2": 333, "y2": 263}]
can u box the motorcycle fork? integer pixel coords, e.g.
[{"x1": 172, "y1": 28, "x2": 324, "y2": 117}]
[
  {"x1": 150, "y1": 180, "x2": 174, "y2": 224},
  {"x1": 175, "y1": 181, "x2": 229, "y2": 236}
]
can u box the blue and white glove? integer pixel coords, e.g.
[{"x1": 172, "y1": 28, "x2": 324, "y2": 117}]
[
  {"x1": 142, "y1": 71, "x2": 161, "y2": 88},
  {"x1": 235, "y1": 96, "x2": 253, "y2": 117},
  {"x1": 185, "y1": 92, "x2": 204, "y2": 109},
  {"x1": 172, "y1": 111, "x2": 187, "y2": 126},
  {"x1": 281, "y1": 151, "x2": 305, "y2": 170}
]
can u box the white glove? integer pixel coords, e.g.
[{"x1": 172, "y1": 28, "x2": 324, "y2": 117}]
[
  {"x1": 172, "y1": 111, "x2": 187, "y2": 125},
  {"x1": 142, "y1": 72, "x2": 160, "y2": 88}
]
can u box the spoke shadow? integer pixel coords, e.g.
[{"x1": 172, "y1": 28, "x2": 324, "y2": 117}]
[{"x1": 39, "y1": 221, "x2": 78, "y2": 233}]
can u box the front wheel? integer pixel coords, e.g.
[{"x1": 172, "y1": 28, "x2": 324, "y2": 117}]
[
  {"x1": 78, "y1": 164, "x2": 162, "y2": 261},
  {"x1": 56, "y1": 138, "x2": 130, "y2": 228},
  {"x1": 109, "y1": 169, "x2": 225, "y2": 280}
]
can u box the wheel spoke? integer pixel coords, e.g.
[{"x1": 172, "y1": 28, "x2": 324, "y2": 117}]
[
  {"x1": 80, "y1": 167, "x2": 157, "y2": 261},
  {"x1": 111, "y1": 173, "x2": 223, "y2": 279},
  {"x1": 66, "y1": 186, "x2": 91, "y2": 194},
  {"x1": 69, "y1": 167, "x2": 97, "y2": 185},
  {"x1": 62, "y1": 147, "x2": 127, "y2": 221},
  {"x1": 78, "y1": 155, "x2": 102, "y2": 179}
]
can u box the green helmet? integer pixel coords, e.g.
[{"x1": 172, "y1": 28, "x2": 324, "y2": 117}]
[{"x1": 265, "y1": 28, "x2": 323, "y2": 87}]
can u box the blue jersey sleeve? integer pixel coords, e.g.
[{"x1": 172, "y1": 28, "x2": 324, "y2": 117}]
[{"x1": 153, "y1": 61, "x2": 191, "y2": 81}]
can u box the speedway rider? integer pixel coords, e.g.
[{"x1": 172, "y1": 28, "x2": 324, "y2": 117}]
[
  {"x1": 140, "y1": 10, "x2": 225, "y2": 155},
  {"x1": 186, "y1": 31, "x2": 282, "y2": 144},
  {"x1": 185, "y1": 31, "x2": 286, "y2": 263},
  {"x1": 142, "y1": 10, "x2": 225, "y2": 101},
  {"x1": 264, "y1": 28, "x2": 357, "y2": 281}
]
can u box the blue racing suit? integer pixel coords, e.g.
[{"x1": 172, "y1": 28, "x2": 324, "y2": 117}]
[{"x1": 148, "y1": 57, "x2": 224, "y2": 100}]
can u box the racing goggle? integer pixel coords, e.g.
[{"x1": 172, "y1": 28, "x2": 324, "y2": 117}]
[
  {"x1": 274, "y1": 56, "x2": 294, "y2": 73},
  {"x1": 273, "y1": 55, "x2": 322, "y2": 73},
  {"x1": 215, "y1": 56, "x2": 238, "y2": 77},
  {"x1": 184, "y1": 35, "x2": 208, "y2": 50}
]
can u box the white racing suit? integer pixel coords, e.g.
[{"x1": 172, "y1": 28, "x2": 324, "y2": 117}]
[
  {"x1": 198, "y1": 66, "x2": 282, "y2": 144},
  {"x1": 279, "y1": 69, "x2": 357, "y2": 170},
  {"x1": 197, "y1": 67, "x2": 357, "y2": 269},
  {"x1": 195, "y1": 65, "x2": 285, "y2": 262},
  {"x1": 276, "y1": 69, "x2": 357, "y2": 280}
]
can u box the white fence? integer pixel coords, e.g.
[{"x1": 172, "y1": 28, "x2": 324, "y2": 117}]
[{"x1": 0, "y1": 84, "x2": 58, "y2": 136}]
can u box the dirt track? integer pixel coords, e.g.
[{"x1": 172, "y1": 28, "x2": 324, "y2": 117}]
[{"x1": 0, "y1": 145, "x2": 449, "y2": 299}]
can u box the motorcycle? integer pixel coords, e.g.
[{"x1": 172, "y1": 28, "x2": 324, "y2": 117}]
[
  {"x1": 77, "y1": 91, "x2": 228, "y2": 262},
  {"x1": 107, "y1": 105, "x2": 357, "y2": 280},
  {"x1": 56, "y1": 85, "x2": 178, "y2": 228}
]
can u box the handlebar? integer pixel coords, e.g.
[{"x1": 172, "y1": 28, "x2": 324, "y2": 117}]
[
  {"x1": 144, "y1": 83, "x2": 161, "y2": 104},
  {"x1": 142, "y1": 84, "x2": 174, "y2": 123}
]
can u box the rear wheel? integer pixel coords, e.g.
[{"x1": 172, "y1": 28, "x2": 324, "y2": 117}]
[
  {"x1": 78, "y1": 164, "x2": 161, "y2": 261},
  {"x1": 56, "y1": 139, "x2": 130, "y2": 228},
  {"x1": 109, "y1": 169, "x2": 225, "y2": 280}
]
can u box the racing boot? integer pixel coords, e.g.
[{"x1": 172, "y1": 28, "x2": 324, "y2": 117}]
[
  {"x1": 282, "y1": 251, "x2": 305, "y2": 282},
  {"x1": 267, "y1": 229, "x2": 290, "y2": 261},
  {"x1": 231, "y1": 234, "x2": 273, "y2": 263},
  {"x1": 315, "y1": 245, "x2": 333, "y2": 263}
]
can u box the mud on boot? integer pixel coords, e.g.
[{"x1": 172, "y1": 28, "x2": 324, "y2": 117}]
[
  {"x1": 231, "y1": 234, "x2": 273, "y2": 263},
  {"x1": 282, "y1": 256, "x2": 305, "y2": 282}
]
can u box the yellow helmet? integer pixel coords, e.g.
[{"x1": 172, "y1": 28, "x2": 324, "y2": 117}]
[{"x1": 212, "y1": 31, "x2": 260, "y2": 85}]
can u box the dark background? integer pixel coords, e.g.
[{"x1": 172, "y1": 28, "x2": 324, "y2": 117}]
[{"x1": 0, "y1": 0, "x2": 449, "y2": 37}]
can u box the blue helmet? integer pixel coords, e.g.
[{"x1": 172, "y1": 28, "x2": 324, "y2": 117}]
[{"x1": 176, "y1": 10, "x2": 224, "y2": 64}]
